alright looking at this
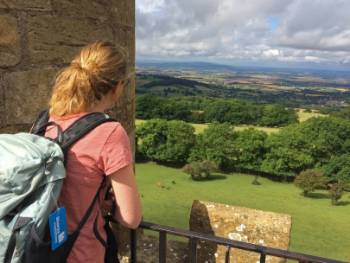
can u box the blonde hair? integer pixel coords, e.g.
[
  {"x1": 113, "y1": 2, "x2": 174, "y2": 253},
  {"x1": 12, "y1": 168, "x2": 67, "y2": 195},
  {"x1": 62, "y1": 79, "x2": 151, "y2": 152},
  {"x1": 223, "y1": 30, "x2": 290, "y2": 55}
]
[{"x1": 49, "y1": 41, "x2": 128, "y2": 116}]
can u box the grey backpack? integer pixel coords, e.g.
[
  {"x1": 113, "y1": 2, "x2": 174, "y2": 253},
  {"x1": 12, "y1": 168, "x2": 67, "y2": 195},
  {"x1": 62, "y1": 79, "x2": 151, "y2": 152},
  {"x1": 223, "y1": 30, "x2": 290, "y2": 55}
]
[{"x1": 0, "y1": 111, "x2": 116, "y2": 263}]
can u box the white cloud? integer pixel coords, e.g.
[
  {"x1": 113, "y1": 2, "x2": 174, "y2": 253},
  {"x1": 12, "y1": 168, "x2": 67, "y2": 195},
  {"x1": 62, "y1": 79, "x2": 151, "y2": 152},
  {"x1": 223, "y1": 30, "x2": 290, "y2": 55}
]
[
  {"x1": 136, "y1": 0, "x2": 350, "y2": 67},
  {"x1": 263, "y1": 49, "x2": 280, "y2": 57}
]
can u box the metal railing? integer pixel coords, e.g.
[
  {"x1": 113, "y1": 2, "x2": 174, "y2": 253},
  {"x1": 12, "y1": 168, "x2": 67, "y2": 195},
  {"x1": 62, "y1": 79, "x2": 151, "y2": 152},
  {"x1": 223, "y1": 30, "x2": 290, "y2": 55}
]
[{"x1": 129, "y1": 221, "x2": 346, "y2": 263}]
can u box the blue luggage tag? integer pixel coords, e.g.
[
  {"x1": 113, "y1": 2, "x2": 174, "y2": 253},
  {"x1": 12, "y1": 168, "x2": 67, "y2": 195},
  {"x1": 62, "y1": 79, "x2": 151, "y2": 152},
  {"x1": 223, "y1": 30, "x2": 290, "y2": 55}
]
[{"x1": 48, "y1": 207, "x2": 68, "y2": 251}]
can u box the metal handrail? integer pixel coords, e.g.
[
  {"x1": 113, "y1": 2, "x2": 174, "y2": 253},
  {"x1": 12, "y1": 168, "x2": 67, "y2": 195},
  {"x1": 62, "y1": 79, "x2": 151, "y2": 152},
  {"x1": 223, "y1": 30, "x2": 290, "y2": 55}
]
[{"x1": 129, "y1": 221, "x2": 347, "y2": 263}]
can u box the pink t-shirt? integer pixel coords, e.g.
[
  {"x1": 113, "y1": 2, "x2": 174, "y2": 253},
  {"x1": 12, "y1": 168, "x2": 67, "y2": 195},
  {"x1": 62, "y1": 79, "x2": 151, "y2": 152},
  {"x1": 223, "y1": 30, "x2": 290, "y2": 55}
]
[{"x1": 45, "y1": 112, "x2": 133, "y2": 263}]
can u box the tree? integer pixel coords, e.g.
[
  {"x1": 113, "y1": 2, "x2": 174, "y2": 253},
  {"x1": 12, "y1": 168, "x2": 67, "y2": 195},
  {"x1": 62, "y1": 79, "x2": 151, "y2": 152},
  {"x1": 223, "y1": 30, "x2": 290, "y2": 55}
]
[
  {"x1": 294, "y1": 169, "x2": 327, "y2": 196},
  {"x1": 261, "y1": 117, "x2": 350, "y2": 178},
  {"x1": 203, "y1": 100, "x2": 262, "y2": 125},
  {"x1": 137, "y1": 119, "x2": 196, "y2": 163},
  {"x1": 332, "y1": 106, "x2": 350, "y2": 120},
  {"x1": 259, "y1": 105, "x2": 298, "y2": 127},
  {"x1": 160, "y1": 98, "x2": 192, "y2": 121},
  {"x1": 136, "y1": 95, "x2": 164, "y2": 119},
  {"x1": 188, "y1": 123, "x2": 238, "y2": 170},
  {"x1": 233, "y1": 128, "x2": 267, "y2": 171},
  {"x1": 322, "y1": 154, "x2": 350, "y2": 183},
  {"x1": 261, "y1": 124, "x2": 314, "y2": 177}
]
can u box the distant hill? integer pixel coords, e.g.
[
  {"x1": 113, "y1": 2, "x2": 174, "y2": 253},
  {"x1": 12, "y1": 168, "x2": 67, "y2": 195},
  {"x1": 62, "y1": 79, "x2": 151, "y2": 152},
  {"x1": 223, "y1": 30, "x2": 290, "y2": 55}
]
[
  {"x1": 137, "y1": 61, "x2": 350, "y2": 77},
  {"x1": 136, "y1": 73, "x2": 350, "y2": 108}
]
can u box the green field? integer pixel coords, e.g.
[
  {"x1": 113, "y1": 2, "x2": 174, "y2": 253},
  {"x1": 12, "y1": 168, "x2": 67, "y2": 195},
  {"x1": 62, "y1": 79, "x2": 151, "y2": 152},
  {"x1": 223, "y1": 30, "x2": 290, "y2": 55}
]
[
  {"x1": 135, "y1": 109, "x2": 326, "y2": 135},
  {"x1": 135, "y1": 162, "x2": 350, "y2": 261}
]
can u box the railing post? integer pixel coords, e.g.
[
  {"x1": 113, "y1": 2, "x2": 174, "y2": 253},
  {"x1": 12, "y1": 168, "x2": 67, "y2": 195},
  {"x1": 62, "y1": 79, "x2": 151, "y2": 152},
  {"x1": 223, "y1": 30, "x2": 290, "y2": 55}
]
[
  {"x1": 130, "y1": 229, "x2": 137, "y2": 263},
  {"x1": 260, "y1": 253, "x2": 266, "y2": 263},
  {"x1": 189, "y1": 238, "x2": 198, "y2": 263},
  {"x1": 225, "y1": 246, "x2": 231, "y2": 263},
  {"x1": 159, "y1": 231, "x2": 167, "y2": 263}
]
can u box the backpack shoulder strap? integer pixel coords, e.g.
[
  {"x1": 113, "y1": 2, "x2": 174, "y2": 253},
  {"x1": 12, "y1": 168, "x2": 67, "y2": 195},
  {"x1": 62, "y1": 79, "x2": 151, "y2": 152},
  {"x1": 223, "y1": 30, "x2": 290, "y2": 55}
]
[
  {"x1": 60, "y1": 112, "x2": 116, "y2": 152},
  {"x1": 30, "y1": 110, "x2": 50, "y2": 135}
]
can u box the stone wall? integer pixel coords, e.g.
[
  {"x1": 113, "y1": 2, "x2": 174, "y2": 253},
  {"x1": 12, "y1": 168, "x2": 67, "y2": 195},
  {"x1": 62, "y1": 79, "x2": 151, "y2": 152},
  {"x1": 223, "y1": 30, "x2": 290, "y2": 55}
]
[
  {"x1": 190, "y1": 200, "x2": 292, "y2": 263},
  {"x1": 0, "y1": 0, "x2": 135, "y2": 154}
]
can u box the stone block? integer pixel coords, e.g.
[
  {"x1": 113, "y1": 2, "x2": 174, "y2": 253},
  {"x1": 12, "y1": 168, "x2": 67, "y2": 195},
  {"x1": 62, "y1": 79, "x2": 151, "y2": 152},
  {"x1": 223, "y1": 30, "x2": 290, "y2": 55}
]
[
  {"x1": 4, "y1": 68, "x2": 57, "y2": 125},
  {"x1": 0, "y1": 14, "x2": 20, "y2": 67},
  {"x1": 0, "y1": 0, "x2": 51, "y2": 10},
  {"x1": 190, "y1": 200, "x2": 292, "y2": 263},
  {"x1": 27, "y1": 15, "x2": 114, "y2": 65}
]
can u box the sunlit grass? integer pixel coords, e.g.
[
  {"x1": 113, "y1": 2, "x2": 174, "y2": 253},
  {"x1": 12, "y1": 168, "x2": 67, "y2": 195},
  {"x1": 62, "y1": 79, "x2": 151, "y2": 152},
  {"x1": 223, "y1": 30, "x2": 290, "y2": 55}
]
[
  {"x1": 136, "y1": 119, "x2": 279, "y2": 134},
  {"x1": 135, "y1": 108, "x2": 327, "y2": 135},
  {"x1": 297, "y1": 109, "x2": 327, "y2": 122}
]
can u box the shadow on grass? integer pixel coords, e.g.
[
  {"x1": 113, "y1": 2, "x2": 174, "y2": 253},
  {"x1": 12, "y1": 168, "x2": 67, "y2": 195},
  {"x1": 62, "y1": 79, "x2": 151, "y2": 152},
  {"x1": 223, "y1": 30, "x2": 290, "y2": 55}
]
[
  {"x1": 306, "y1": 192, "x2": 330, "y2": 199},
  {"x1": 336, "y1": 201, "x2": 350, "y2": 206},
  {"x1": 191, "y1": 174, "x2": 227, "y2": 182}
]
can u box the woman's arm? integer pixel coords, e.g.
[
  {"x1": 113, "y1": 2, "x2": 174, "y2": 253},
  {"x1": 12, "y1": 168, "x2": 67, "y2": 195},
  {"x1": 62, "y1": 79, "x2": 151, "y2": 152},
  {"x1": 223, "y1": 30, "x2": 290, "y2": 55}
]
[{"x1": 109, "y1": 164, "x2": 142, "y2": 229}]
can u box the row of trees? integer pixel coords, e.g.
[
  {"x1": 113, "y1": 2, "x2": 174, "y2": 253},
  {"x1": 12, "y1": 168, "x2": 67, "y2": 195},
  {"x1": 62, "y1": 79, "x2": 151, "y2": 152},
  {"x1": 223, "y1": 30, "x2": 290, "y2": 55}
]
[
  {"x1": 136, "y1": 117, "x2": 350, "y2": 204},
  {"x1": 136, "y1": 95, "x2": 298, "y2": 127}
]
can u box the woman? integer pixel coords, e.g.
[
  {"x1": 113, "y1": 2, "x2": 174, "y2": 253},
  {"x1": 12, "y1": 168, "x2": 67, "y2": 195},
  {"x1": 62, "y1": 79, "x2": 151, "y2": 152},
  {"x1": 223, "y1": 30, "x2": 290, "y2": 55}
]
[{"x1": 45, "y1": 41, "x2": 142, "y2": 262}]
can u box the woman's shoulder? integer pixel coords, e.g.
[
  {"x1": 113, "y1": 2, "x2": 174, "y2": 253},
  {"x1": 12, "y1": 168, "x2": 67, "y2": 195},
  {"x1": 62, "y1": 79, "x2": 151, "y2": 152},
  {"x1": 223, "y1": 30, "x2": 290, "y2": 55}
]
[
  {"x1": 94, "y1": 120, "x2": 122, "y2": 133},
  {"x1": 92, "y1": 121, "x2": 130, "y2": 143}
]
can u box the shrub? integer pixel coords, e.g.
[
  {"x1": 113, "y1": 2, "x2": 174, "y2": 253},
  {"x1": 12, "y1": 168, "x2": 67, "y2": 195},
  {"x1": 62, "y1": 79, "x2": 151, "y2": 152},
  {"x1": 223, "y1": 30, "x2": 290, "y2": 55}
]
[
  {"x1": 183, "y1": 160, "x2": 218, "y2": 181},
  {"x1": 294, "y1": 169, "x2": 327, "y2": 196},
  {"x1": 329, "y1": 182, "x2": 345, "y2": 206}
]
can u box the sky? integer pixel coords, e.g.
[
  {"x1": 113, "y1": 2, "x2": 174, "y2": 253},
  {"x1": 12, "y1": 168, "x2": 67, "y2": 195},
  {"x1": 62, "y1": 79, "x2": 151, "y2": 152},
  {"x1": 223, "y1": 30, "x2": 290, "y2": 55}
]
[{"x1": 136, "y1": 0, "x2": 350, "y2": 70}]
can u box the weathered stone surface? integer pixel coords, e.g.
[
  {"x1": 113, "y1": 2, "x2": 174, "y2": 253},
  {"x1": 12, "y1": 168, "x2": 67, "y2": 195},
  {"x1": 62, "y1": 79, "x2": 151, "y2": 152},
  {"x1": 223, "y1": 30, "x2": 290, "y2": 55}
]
[
  {"x1": 114, "y1": 25, "x2": 135, "y2": 66},
  {"x1": 110, "y1": 0, "x2": 135, "y2": 26},
  {"x1": 190, "y1": 200, "x2": 292, "y2": 263},
  {"x1": 3, "y1": 68, "x2": 57, "y2": 125},
  {"x1": 0, "y1": 124, "x2": 31, "y2": 134},
  {"x1": 0, "y1": 0, "x2": 51, "y2": 10},
  {"x1": 51, "y1": 0, "x2": 110, "y2": 21},
  {"x1": 0, "y1": 14, "x2": 20, "y2": 67},
  {"x1": 0, "y1": 73, "x2": 5, "y2": 127},
  {"x1": 27, "y1": 15, "x2": 114, "y2": 65}
]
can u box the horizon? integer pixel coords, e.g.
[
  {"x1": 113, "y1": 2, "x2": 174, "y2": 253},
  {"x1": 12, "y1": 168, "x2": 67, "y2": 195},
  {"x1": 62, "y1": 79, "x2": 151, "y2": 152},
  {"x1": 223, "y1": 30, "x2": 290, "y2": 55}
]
[{"x1": 136, "y1": 58, "x2": 350, "y2": 73}]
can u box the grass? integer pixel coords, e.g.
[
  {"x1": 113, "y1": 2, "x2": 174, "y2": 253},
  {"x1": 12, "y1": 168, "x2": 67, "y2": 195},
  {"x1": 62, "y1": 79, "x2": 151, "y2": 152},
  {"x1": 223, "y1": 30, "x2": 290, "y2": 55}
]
[
  {"x1": 135, "y1": 162, "x2": 350, "y2": 261},
  {"x1": 297, "y1": 109, "x2": 327, "y2": 122},
  {"x1": 135, "y1": 109, "x2": 326, "y2": 135},
  {"x1": 136, "y1": 119, "x2": 279, "y2": 134}
]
